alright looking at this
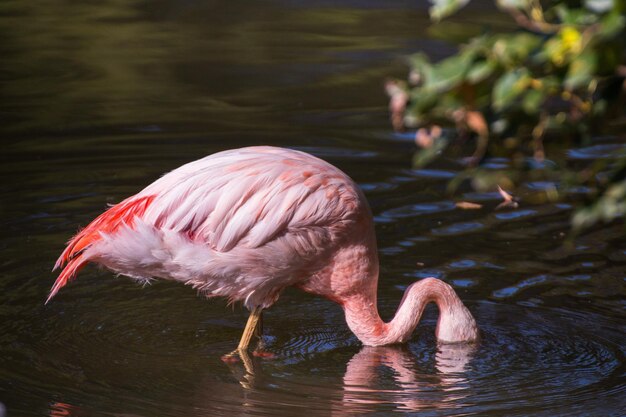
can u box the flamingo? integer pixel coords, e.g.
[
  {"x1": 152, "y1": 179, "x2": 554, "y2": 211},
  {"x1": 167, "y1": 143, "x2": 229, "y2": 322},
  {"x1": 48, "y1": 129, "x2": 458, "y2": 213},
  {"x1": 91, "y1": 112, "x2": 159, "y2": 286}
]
[{"x1": 48, "y1": 146, "x2": 478, "y2": 356}]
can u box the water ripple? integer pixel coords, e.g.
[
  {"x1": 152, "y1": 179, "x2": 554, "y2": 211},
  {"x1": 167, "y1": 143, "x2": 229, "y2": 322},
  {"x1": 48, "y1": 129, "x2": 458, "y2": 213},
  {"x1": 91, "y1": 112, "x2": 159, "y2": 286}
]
[
  {"x1": 492, "y1": 273, "x2": 595, "y2": 300},
  {"x1": 410, "y1": 169, "x2": 457, "y2": 179},
  {"x1": 463, "y1": 303, "x2": 625, "y2": 416},
  {"x1": 380, "y1": 200, "x2": 456, "y2": 220},
  {"x1": 432, "y1": 221, "x2": 485, "y2": 236},
  {"x1": 494, "y1": 208, "x2": 537, "y2": 220},
  {"x1": 568, "y1": 143, "x2": 626, "y2": 160}
]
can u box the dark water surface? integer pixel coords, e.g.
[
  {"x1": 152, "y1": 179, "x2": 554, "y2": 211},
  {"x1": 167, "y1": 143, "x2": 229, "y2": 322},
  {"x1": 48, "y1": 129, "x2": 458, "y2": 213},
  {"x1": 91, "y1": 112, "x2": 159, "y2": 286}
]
[{"x1": 1, "y1": 1, "x2": 625, "y2": 416}]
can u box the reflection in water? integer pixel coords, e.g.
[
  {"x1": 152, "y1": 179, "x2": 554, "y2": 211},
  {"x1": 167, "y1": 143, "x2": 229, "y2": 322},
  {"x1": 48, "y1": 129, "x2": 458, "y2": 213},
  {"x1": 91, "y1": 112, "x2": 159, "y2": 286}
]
[
  {"x1": 49, "y1": 402, "x2": 79, "y2": 417},
  {"x1": 222, "y1": 349, "x2": 260, "y2": 390},
  {"x1": 338, "y1": 344, "x2": 475, "y2": 414},
  {"x1": 221, "y1": 343, "x2": 475, "y2": 416}
]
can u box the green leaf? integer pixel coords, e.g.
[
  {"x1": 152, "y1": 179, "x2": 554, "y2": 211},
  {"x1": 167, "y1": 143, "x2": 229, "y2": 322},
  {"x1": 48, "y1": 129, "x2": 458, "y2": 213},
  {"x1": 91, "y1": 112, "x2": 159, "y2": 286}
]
[
  {"x1": 407, "y1": 87, "x2": 440, "y2": 114},
  {"x1": 573, "y1": 179, "x2": 626, "y2": 232},
  {"x1": 492, "y1": 33, "x2": 543, "y2": 66},
  {"x1": 408, "y1": 52, "x2": 432, "y2": 70},
  {"x1": 522, "y1": 89, "x2": 545, "y2": 114},
  {"x1": 462, "y1": 34, "x2": 494, "y2": 55},
  {"x1": 572, "y1": 206, "x2": 595, "y2": 231},
  {"x1": 555, "y1": 5, "x2": 598, "y2": 25},
  {"x1": 496, "y1": 0, "x2": 531, "y2": 9},
  {"x1": 408, "y1": 53, "x2": 434, "y2": 85},
  {"x1": 594, "y1": 12, "x2": 626, "y2": 40},
  {"x1": 492, "y1": 69, "x2": 531, "y2": 111},
  {"x1": 412, "y1": 137, "x2": 450, "y2": 167},
  {"x1": 466, "y1": 59, "x2": 497, "y2": 83},
  {"x1": 564, "y1": 51, "x2": 597, "y2": 90},
  {"x1": 429, "y1": 0, "x2": 470, "y2": 21},
  {"x1": 424, "y1": 52, "x2": 475, "y2": 92}
]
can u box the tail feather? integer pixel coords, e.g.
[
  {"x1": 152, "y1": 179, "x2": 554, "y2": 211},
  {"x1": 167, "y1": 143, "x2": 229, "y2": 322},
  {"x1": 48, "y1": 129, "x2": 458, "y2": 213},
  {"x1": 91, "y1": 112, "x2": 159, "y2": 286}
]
[
  {"x1": 48, "y1": 194, "x2": 155, "y2": 303},
  {"x1": 46, "y1": 255, "x2": 87, "y2": 304}
]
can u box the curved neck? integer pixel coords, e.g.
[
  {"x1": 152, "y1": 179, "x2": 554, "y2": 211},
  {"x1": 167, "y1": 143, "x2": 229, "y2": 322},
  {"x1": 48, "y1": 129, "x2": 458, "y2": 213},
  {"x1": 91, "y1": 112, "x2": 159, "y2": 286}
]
[{"x1": 342, "y1": 278, "x2": 478, "y2": 346}]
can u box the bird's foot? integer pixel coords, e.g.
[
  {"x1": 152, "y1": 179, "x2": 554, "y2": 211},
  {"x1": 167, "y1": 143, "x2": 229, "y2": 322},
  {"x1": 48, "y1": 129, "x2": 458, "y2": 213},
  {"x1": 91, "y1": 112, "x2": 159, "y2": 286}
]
[
  {"x1": 221, "y1": 347, "x2": 275, "y2": 390},
  {"x1": 221, "y1": 343, "x2": 275, "y2": 384},
  {"x1": 221, "y1": 346, "x2": 275, "y2": 364},
  {"x1": 222, "y1": 347, "x2": 256, "y2": 376}
]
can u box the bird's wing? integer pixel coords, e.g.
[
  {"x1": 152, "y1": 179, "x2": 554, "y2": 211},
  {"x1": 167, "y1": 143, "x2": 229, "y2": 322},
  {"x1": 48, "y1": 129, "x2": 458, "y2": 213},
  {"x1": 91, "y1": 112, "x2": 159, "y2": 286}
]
[{"x1": 140, "y1": 147, "x2": 360, "y2": 252}]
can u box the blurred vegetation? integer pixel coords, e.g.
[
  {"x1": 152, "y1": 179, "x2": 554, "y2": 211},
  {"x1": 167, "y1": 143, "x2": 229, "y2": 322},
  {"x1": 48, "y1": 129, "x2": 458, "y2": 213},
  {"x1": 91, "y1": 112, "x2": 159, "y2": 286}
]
[{"x1": 387, "y1": 0, "x2": 626, "y2": 232}]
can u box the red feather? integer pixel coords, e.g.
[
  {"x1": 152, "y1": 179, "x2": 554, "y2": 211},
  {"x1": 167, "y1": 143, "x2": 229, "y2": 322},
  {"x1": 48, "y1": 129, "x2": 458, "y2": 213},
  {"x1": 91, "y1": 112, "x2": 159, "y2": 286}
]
[{"x1": 47, "y1": 195, "x2": 155, "y2": 303}]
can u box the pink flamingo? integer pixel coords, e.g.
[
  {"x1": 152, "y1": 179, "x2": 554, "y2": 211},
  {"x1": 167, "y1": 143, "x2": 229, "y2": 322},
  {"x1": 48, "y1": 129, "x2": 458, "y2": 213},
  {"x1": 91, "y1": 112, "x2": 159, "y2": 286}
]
[{"x1": 48, "y1": 146, "x2": 478, "y2": 355}]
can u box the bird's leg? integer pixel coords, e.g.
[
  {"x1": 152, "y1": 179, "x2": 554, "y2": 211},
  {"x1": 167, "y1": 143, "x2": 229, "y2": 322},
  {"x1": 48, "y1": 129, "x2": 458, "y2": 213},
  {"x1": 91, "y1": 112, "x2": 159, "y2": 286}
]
[
  {"x1": 238, "y1": 306, "x2": 263, "y2": 351},
  {"x1": 253, "y1": 310, "x2": 264, "y2": 351},
  {"x1": 222, "y1": 307, "x2": 263, "y2": 375},
  {"x1": 222, "y1": 306, "x2": 265, "y2": 376},
  {"x1": 254, "y1": 311, "x2": 263, "y2": 339}
]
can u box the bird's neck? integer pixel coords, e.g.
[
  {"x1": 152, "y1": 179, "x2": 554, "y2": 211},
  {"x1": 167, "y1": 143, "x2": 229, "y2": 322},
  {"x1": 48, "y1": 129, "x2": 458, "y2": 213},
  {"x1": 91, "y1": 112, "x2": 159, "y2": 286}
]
[{"x1": 342, "y1": 278, "x2": 478, "y2": 346}]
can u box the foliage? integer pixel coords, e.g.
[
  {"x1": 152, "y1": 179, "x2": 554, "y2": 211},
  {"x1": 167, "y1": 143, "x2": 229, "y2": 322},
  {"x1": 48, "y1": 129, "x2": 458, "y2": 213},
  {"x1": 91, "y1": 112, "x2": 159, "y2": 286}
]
[{"x1": 387, "y1": 0, "x2": 626, "y2": 232}]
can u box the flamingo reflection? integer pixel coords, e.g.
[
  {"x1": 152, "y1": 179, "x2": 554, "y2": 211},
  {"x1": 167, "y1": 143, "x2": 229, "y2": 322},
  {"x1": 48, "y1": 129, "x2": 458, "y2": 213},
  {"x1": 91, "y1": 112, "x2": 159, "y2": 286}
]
[
  {"x1": 224, "y1": 342, "x2": 476, "y2": 415},
  {"x1": 336, "y1": 343, "x2": 475, "y2": 414}
]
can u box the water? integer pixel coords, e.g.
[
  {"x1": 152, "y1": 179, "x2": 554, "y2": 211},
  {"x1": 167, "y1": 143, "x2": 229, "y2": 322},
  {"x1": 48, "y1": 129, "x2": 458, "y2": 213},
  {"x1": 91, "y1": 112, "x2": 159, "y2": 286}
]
[{"x1": 1, "y1": 1, "x2": 625, "y2": 416}]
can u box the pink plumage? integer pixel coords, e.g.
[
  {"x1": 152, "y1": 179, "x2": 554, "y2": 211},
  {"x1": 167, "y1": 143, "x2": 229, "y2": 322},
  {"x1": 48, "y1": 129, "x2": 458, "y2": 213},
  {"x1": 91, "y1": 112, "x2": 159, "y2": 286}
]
[{"x1": 50, "y1": 146, "x2": 478, "y2": 348}]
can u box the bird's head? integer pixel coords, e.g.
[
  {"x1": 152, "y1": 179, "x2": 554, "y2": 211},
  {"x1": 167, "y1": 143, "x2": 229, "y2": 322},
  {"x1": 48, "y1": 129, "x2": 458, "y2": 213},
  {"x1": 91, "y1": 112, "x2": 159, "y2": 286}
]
[{"x1": 435, "y1": 301, "x2": 480, "y2": 344}]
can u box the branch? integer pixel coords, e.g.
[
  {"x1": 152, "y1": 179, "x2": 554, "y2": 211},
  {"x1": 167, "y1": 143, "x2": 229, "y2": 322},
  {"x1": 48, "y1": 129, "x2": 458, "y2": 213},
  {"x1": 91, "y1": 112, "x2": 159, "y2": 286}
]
[{"x1": 503, "y1": 7, "x2": 561, "y2": 34}]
